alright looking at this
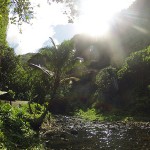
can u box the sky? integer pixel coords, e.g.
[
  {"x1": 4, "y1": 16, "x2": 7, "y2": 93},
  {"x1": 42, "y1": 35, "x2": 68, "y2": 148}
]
[{"x1": 6, "y1": 0, "x2": 135, "y2": 55}]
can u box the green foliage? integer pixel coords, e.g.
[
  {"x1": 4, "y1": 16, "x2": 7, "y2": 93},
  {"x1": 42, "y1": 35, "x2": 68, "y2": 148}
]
[
  {"x1": 0, "y1": 46, "x2": 30, "y2": 100},
  {"x1": 8, "y1": 0, "x2": 34, "y2": 25},
  {"x1": 123, "y1": 117, "x2": 134, "y2": 122},
  {"x1": 0, "y1": 103, "x2": 38, "y2": 149},
  {"x1": 7, "y1": 90, "x2": 15, "y2": 99},
  {"x1": 118, "y1": 46, "x2": 150, "y2": 82},
  {"x1": 0, "y1": 103, "x2": 48, "y2": 149},
  {"x1": 24, "y1": 103, "x2": 46, "y2": 119},
  {"x1": 0, "y1": 0, "x2": 150, "y2": 135},
  {"x1": 0, "y1": 0, "x2": 78, "y2": 26},
  {"x1": 29, "y1": 39, "x2": 78, "y2": 104},
  {"x1": 76, "y1": 109, "x2": 104, "y2": 121},
  {"x1": 93, "y1": 66, "x2": 118, "y2": 106},
  {"x1": 118, "y1": 46, "x2": 150, "y2": 99},
  {"x1": 0, "y1": 46, "x2": 19, "y2": 91},
  {"x1": 96, "y1": 66, "x2": 118, "y2": 93},
  {"x1": 24, "y1": 68, "x2": 51, "y2": 103},
  {"x1": 39, "y1": 40, "x2": 75, "y2": 73},
  {"x1": 75, "y1": 108, "x2": 124, "y2": 121},
  {"x1": 19, "y1": 53, "x2": 35, "y2": 64},
  {"x1": 0, "y1": 0, "x2": 8, "y2": 45},
  {"x1": 117, "y1": 46, "x2": 150, "y2": 113}
]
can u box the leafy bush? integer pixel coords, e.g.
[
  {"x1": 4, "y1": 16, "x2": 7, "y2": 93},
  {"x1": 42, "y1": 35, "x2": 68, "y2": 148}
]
[
  {"x1": 93, "y1": 66, "x2": 118, "y2": 108},
  {"x1": 76, "y1": 108, "x2": 104, "y2": 121},
  {"x1": 75, "y1": 108, "x2": 123, "y2": 121},
  {"x1": 117, "y1": 46, "x2": 150, "y2": 110},
  {"x1": 0, "y1": 103, "x2": 45, "y2": 149},
  {"x1": 23, "y1": 103, "x2": 45, "y2": 119},
  {"x1": 95, "y1": 67, "x2": 118, "y2": 92},
  {"x1": 118, "y1": 46, "x2": 150, "y2": 88}
]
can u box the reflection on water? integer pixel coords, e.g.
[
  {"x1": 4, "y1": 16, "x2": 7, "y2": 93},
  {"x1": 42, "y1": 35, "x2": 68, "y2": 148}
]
[{"x1": 42, "y1": 116, "x2": 150, "y2": 150}]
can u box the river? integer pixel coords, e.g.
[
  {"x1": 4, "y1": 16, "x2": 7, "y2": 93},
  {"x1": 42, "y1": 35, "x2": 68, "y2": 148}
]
[{"x1": 41, "y1": 115, "x2": 150, "y2": 150}]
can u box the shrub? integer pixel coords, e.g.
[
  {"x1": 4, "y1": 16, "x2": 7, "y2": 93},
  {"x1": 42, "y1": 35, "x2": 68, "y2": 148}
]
[
  {"x1": 76, "y1": 108, "x2": 104, "y2": 121},
  {"x1": 117, "y1": 46, "x2": 150, "y2": 109},
  {"x1": 0, "y1": 103, "x2": 44, "y2": 149},
  {"x1": 93, "y1": 66, "x2": 118, "y2": 108},
  {"x1": 118, "y1": 46, "x2": 150, "y2": 89},
  {"x1": 95, "y1": 66, "x2": 118, "y2": 93}
]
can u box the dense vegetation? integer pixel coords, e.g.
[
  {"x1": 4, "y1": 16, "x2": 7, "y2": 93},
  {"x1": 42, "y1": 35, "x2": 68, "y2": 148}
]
[{"x1": 0, "y1": 0, "x2": 150, "y2": 149}]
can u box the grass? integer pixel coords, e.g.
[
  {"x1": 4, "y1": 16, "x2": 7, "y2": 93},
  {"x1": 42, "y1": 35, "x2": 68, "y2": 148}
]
[
  {"x1": 75, "y1": 108, "x2": 150, "y2": 122},
  {"x1": 75, "y1": 108, "x2": 104, "y2": 121}
]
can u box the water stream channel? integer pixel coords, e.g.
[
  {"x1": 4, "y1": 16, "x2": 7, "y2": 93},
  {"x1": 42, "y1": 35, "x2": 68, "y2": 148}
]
[{"x1": 41, "y1": 115, "x2": 150, "y2": 150}]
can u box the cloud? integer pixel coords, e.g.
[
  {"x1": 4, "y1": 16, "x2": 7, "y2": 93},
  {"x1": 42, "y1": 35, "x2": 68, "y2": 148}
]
[{"x1": 7, "y1": 1, "x2": 68, "y2": 55}]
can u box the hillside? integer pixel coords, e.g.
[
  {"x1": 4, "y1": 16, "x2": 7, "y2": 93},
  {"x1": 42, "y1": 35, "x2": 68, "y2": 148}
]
[
  {"x1": 72, "y1": 0, "x2": 150, "y2": 68},
  {"x1": 19, "y1": 53, "x2": 36, "y2": 64}
]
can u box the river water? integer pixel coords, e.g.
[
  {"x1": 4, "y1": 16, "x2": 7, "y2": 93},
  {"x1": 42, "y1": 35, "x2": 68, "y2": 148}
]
[{"x1": 41, "y1": 116, "x2": 150, "y2": 150}]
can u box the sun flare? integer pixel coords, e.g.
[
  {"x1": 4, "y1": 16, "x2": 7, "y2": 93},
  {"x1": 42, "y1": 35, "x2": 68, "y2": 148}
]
[{"x1": 75, "y1": 0, "x2": 135, "y2": 37}]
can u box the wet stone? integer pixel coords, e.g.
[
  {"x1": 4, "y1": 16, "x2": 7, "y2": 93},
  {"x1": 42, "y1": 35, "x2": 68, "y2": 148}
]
[{"x1": 42, "y1": 115, "x2": 150, "y2": 150}]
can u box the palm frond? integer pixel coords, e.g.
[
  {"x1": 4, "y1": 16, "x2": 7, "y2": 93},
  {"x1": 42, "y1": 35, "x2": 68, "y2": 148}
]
[
  {"x1": 30, "y1": 63, "x2": 54, "y2": 77},
  {"x1": 0, "y1": 91, "x2": 7, "y2": 95},
  {"x1": 49, "y1": 37, "x2": 57, "y2": 49}
]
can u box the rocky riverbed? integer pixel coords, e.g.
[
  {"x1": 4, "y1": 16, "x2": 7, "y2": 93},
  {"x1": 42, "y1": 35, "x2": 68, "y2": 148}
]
[{"x1": 41, "y1": 115, "x2": 150, "y2": 150}]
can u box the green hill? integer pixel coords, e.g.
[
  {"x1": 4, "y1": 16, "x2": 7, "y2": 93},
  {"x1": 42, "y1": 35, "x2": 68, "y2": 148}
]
[{"x1": 19, "y1": 53, "x2": 36, "y2": 64}]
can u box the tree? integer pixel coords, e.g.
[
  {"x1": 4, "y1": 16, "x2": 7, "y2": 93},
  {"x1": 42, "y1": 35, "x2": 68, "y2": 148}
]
[
  {"x1": 0, "y1": 46, "x2": 19, "y2": 90},
  {"x1": 93, "y1": 66, "x2": 118, "y2": 111},
  {"x1": 117, "y1": 46, "x2": 150, "y2": 112},
  {"x1": 28, "y1": 38, "x2": 80, "y2": 129},
  {"x1": 0, "y1": 45, "x2": 30, "y2": 100},
  {"x1": 118, "y1": 46, "x2": 150, "y2": 91}
]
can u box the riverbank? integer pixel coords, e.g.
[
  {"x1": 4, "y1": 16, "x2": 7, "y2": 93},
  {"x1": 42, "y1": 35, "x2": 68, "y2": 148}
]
[
  {"x1": 40, "y1": 115, "x2": 150, "y2": 150},
  {"x1": 75, "y1": 108, "x2": 150, "y2": 122},
  {"x1": 1, "y1": 103, "x2": 150, "y2": 149}
]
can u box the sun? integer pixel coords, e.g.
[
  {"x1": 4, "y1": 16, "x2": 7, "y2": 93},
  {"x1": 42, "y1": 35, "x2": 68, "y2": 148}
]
[{"x1": 75, "y1": 0, "x2": 135, "y2": 37}]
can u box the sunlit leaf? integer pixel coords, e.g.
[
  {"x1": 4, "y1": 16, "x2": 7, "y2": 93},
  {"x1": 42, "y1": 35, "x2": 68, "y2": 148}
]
[
  {"x1": 0, "y1": 91, "x2": 7, "y2": 95},
  {"x1": 30, "y1": 63, "x2": 54, "y2": 77}
]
